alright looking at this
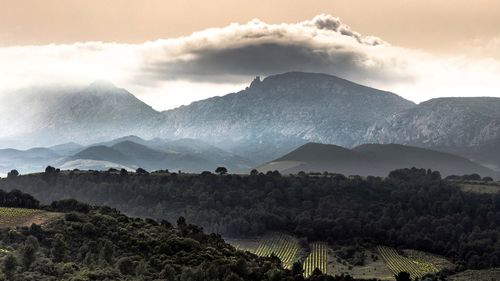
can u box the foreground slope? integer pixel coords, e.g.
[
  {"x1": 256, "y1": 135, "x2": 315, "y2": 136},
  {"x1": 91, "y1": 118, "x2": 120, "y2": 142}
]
[
  {"x1": 258, "y1": 142, "x2": 498, "y2": 178},
  {"x1": 2, "y1": 167, "x2": 500, "y2": 274}
]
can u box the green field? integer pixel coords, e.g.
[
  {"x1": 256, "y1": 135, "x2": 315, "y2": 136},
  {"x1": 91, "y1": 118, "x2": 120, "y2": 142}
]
[
  {"x1": 303, "y1": 242, "x2": 328, "y2": 277},
  {"x1": 0, "y1": 207, "x2": 60, "y2": 228}
]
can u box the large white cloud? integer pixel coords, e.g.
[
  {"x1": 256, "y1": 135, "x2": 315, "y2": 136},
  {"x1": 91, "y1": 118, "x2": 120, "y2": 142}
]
[{"x1": 1, "y1": 14, "x2": 500, "y2": 110}]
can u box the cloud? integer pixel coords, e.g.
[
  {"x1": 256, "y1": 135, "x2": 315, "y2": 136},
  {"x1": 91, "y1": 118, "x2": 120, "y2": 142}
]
[
  {"x1": 1, "y1": 14, "x2": 500, "y2": 109},
  {"x1": 135, "y1": 14, "x2": 408, "y2": 84}
]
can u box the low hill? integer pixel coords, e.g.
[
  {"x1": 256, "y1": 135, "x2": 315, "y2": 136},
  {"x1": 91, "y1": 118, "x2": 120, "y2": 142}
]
[
  {"x1": 0, "y1": 191, "x2": 317, "y2": 281},
  {"x1": 61, "y1": 137, "x2": 253, "y2": 172},
  {"x1": 69, "y1": 145, "x2": 131, "y2": 165},
  {"x1": 258, "y1": 143, "x2": 498, "y2": 178},
  {"x1": 0, "y1": 147, "x2": 62, "y2": 175}
]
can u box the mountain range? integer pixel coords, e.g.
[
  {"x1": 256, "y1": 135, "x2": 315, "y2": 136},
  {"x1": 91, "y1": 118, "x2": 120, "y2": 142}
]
[
  {"x1": 1, "y1": 71, "x2": 500, "y2": 175},
  {"x1": 0, "y1": 136, "x2": 254, "y2": 175}
]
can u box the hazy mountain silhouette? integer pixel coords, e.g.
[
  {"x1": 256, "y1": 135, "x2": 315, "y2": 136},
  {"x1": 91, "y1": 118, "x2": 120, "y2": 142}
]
[{"x1": 258, "y1": 143, "x2": 498, "y2": 178}]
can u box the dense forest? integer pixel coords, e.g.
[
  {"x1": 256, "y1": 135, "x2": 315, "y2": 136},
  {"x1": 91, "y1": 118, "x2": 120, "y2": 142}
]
[
  {"x1": 0, "y1": 189, "x2": 371, "y2": 281},
  {"x1": 1, "y1": 167, "x2": 500, "y2": 272}
]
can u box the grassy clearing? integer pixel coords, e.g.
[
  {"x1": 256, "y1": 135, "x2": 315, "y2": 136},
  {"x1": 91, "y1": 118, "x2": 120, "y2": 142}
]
[
  {"x1": 329, "y1": 248, "x2": 394, "y2": 280},
  {"x1": 459, "y1": 183, "x2": 500, "y2": 194},
  {"x1": 449, "y1": 268, "x2": 500, "y2": 281},
  {"x1": 0, "y1": 207, "x2": 61, "y2": 228}
]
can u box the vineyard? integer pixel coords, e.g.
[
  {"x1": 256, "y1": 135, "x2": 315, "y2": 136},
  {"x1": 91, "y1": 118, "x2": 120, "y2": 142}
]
[
  {"x1": 303, "y1": 242, "x2": 328, "y2": 277},
  {"x1": 377, "y1": 246, "x2": 442, "y2": 279},
  {"x1": 253, "y1": 233, "x2": 301, "y2": 269},
  {"x1": 403, "y1": 249, "x2": 455, "y2": 271},
  {"x1": 228, "y1": 233, "x2": 302, "y2": 269}
]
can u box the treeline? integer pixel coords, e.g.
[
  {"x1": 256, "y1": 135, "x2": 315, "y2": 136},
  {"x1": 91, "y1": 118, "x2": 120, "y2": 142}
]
[
  {"x1": 1, "y1": 168, "x2": 500, "y2": 270},
  {"x1": 0, "y1": 189, "x2": 39, "y2": 208},
  {"x1": 1, "y1": 197, "x2": 371, "y2": 281}
]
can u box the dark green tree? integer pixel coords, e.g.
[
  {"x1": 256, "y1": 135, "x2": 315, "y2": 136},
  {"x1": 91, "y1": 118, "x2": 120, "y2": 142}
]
[
  {"x1": 2, "y1": 253, "x2": 18, "y2": 279},
  {"x1": 7, "y1": 169, "x2": 19, "y2": 178},
  {"x1": 215, "y1": 167, "x2": 228, "y2": 175},
  {"x1": 51, "y1": 234, "x2": 67, "y2": 262},
  {"x1": 395, "y1": 272, "x2": 411, "y2": 281}
]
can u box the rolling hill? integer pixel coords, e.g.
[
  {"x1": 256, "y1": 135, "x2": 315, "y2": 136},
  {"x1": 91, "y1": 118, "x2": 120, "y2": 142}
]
[{"x1": 258, "y1": 142, "x2": 498, "y2": 178}]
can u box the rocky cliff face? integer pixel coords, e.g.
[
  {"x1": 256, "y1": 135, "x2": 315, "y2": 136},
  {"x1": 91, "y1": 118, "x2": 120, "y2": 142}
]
[{"x1": 364, "y1": 97, "x2": 500, "y2": 148}]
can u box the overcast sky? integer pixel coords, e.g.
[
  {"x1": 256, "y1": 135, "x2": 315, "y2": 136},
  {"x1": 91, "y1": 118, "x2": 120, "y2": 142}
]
[{"x1": 1, "y1": 0, "x2": 500, "y2": 110}]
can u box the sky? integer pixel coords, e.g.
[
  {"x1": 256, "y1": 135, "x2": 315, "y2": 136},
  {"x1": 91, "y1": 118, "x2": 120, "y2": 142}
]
[{"x1": 1, "y1": 0, "x2": 500, "y2": 110}]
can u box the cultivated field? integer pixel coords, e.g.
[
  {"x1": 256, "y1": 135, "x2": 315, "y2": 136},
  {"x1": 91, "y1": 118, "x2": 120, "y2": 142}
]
[
  {"x1": 0, "y1": 207, "x2": 61, "y2": 228},
  {"x1": 228, "y1": 234, "x2": 453, "y2": 279},
  {"x1": 378, "y1": 246, "x2": 451, "y2": 279},
  {"x1": 253, "y1": 233, "x2": 302, "y2": 269},
  {"x1": 303, "y1": 242, "x2": 328, "y2": 277},
  {"x1": 449, "y1": 268, "x2": 500, "y2": 281},
  {"x1": 228, "y1": 232, "x2": 302, "y2": 269},
  {"x1": 329, "y1": 248, "x2": 394, "y2": 280}
]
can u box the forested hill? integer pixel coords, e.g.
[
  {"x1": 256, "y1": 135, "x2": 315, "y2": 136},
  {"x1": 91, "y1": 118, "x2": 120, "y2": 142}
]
[
  {"x1": 2, "y1": 168, "x2": 500, "y2": 272},
  {"x1": 0, "y1": 190, "x2": 358, "y2": 281}
]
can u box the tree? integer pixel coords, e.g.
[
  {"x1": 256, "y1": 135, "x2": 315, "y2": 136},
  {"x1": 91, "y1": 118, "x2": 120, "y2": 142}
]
[
  {"x1": 45, "y1": 166, "x2": 57, "y2": 174},
  {"x1": 116, "y1": 257, "x2": 135, "y2": 275},
  {"x1": 291, "y1": 261, "x2": 304, "y2": 275},
  {"x1": 395, "y1": 272, "x2": 411, "y2": 281},
  {"x1": 2, "y1": 253, "x2": 18, "y2": 279},
  {"x1": 21, "y1": 236, "x2": 39, "y2": 269},
  {"x1": 7, "y1": 169, "x2": 19, "y2": 178},
  {"x1": 120, "y1": 169, "x2": 128, "y2": 176},
  {"x1": 51, "y1": 234, "x2": 67, "y2": 262},
  {"x1": 136, "y1": 168, "x2": 148, "y2": 175},
  {"x1": 21, "y1": 244, "x2": 37, "y2": 269},
  {"x1": 215, "y1": 167, "x2": 228, "y2": 175}
]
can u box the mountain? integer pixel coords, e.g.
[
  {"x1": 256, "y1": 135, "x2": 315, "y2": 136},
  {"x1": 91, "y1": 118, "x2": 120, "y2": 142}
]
[
  {"x1": 4, "y1": 72, "x2": 500, "y2": 168},
  {"x1": 257, "y1": 142, "x2": 498, "y2": 178},
  {"x1": 69, "y1": 145, "x2": 132, "y2": 165},
  {"x1": 60, "y1": 137, "x2": 254, "y2": 172},
  {"x1": 49, "y1": 142, "x2": 84, "y2": 156},
  {"x1": 150, "y1": 138, "x2": 256, "y2": 171},
  {"x1": 0, "y1": 81, "x2": 159, "y2": 148},
  {"x1": 0, "y1": 147, "x2": 61, "y2": 174},
  {"x1": 156, "y1": 72, "x2": 415, "y2": 162},
  {"x1": 364, "y1": 97, "x2": 500, "y2": 170},
  {"x1": 364, "y1": 97, "x2": 500, "y2": 147}
]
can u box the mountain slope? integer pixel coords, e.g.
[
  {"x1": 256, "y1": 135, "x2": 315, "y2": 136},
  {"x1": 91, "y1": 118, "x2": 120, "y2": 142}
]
[
  {"x1": 364, "y1": 97, "x2": 500, "y2": 147},
  {"x1": 0, "y1": 147, "x2": 61, "y2": 174},
  {"x1": 0, "y1": 81, "x2": 160, "y2": 148},
  {"x1": 258, "y1": 142, "x2": 498, "y2": 178},
  {"x1": 156, "y1": 72, "x2": 415, "y2": 162},
  {"x1": 363, "y1": 97, "x2": 500, "y2": 170}
]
